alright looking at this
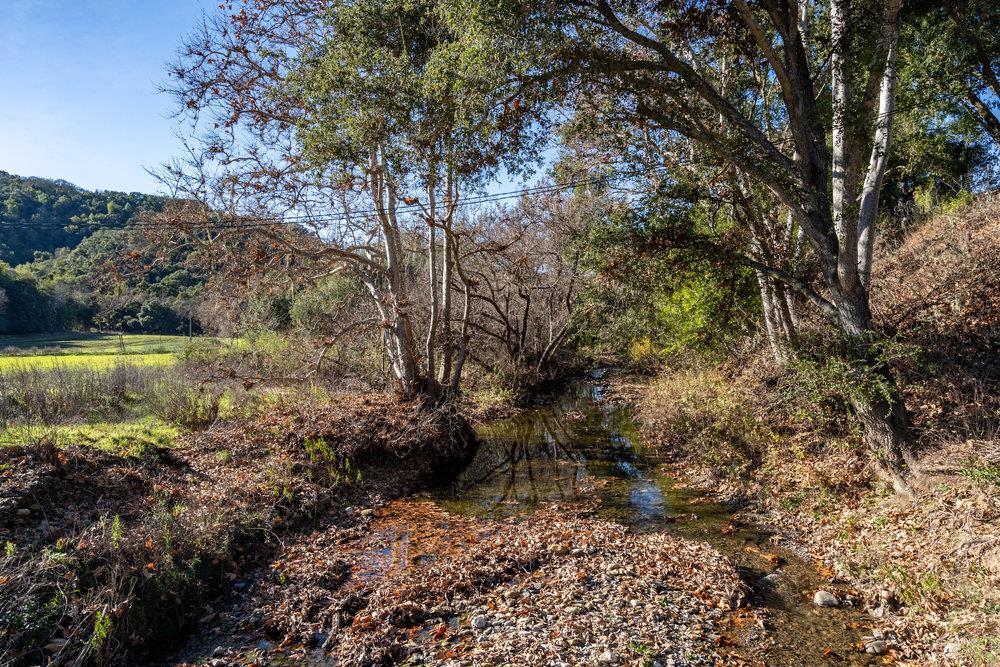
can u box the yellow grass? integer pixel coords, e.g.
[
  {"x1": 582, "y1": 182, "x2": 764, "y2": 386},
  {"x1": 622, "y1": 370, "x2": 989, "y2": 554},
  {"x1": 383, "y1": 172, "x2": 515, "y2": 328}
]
[{"x1": 0, "y1": 352, "x2": 176, "y2": 370}]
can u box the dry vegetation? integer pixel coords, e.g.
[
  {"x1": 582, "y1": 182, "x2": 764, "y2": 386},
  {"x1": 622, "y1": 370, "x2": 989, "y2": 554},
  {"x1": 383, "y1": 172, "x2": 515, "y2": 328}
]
[
  {"x1": 630, "y1": 199, "x2": 1000, "y2": 665},
  {"x1": 185, "y1": 500, "x2": 750, "y2": 666},
  {"x1": 0, "y1": 393, "x2": 460, "y2": 665}
]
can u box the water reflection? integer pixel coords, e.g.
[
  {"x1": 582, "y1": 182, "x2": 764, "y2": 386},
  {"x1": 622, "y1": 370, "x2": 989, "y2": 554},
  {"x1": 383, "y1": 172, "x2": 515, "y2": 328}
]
[
  {"x1": 433, "y1": 384, "x2": 710, "y2": 530},
  {"x1": 428, "y1": 383, "x2": 876, "y2": 665}
]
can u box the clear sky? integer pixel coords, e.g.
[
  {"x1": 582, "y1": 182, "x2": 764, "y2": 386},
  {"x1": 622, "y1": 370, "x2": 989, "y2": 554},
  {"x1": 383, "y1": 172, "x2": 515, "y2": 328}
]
[{"x1": 0, "y1": 0, "x2": 216, "y2": 194}]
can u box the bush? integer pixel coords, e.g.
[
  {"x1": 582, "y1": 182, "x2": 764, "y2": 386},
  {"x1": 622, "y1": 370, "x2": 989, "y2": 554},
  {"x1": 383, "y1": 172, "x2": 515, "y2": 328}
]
[
  {"x1": 782, "y1": 332, "x2": 921, "y2": 435},
  {"x1": 147, "y1": 379, "x2": 225, "y2": 430},
  {"x1": 0, "y1": 363, "x2": 167, "y2": 425},
  {"x1": 642, "y1": 365, "x2": 773, "y2": 475}
]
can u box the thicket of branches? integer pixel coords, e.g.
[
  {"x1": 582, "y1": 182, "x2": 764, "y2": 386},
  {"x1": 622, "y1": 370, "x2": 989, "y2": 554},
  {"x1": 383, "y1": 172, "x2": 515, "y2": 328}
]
[{"x1": 156, "y1": 0, "x2": 999, "y2": 489}]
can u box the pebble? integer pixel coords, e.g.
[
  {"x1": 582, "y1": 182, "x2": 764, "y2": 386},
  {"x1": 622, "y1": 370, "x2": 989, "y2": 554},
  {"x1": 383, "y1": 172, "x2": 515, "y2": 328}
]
[
  {"x1": 813, "y1": 590, "x2": 840, "y2": 607},
  {"x1": 471, "y1": 614, "x2": 489, "y2": 629},
  {"x1": 756, "y1": 573, "x2": 779, "y2": 588},
  {"x1": 943, "y1": 641, "x2": 961, "y2": 657},
  {"x1": 865, "y1": 640, "x2": 889, "y2": 655},
  {"x1": 44, "y1": 639, "x2": 67, "y2": 652},
  {"x1": 598, "y1": 650, "x2": 618, "y2": 663},
  {"x1": 212, "y1": 646, "x2": 225, "y2": 658}
]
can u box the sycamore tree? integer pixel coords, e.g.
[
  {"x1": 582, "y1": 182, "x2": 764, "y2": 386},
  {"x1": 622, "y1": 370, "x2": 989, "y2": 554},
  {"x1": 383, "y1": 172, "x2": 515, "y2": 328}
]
[
  {"x1": 452, "y1": 0, "x2": 928, "y2": 489},
  {"x1": 160, "y1": 0, "x2": 541, "y2": 399},
  {"x1": 558, "y1": 103, "x2": 807, "y2": 364}
]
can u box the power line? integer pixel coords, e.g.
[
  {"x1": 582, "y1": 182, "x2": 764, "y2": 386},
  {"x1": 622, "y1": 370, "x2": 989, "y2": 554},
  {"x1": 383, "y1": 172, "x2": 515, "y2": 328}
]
[
  {"x1": 1, "y1": 76, "x2": 990, "y2": 235},
  {"x1": 0, "y1": 168, "x2": 659, "y2": 233}
]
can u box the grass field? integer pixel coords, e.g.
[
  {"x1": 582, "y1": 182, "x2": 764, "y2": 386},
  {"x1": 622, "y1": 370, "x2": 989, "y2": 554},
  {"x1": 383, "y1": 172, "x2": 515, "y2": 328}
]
[
  {"x1": 0, "y1": 418, "x2": 180, "y2": 454},
  {"x1": 0, "y1": 332, "x2": 190, "y2": 356},
  {"x1": 0, "y1": 332, "x2": 192, "y2": 370},
  {"x1": 0, "y1": 352, "x2": 176, "y2": 370}
]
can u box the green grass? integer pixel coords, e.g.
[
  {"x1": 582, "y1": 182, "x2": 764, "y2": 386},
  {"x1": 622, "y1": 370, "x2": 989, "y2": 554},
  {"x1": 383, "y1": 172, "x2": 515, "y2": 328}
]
[
  {"x1": 0, "y1": 333, "x2": 203, "y2": 370},
  {"x1": 960, "y1": 459, "x2": 1000, "y2": 486},
  {"x1": 0, "y1": 333, "x2": 191, "y2": 357},
  {"x1": 0, "y1": 418, "x2": 180, "y2": 456},
  {"x1": 0, "y1": 352, "x2": 176, "y2": 370}
]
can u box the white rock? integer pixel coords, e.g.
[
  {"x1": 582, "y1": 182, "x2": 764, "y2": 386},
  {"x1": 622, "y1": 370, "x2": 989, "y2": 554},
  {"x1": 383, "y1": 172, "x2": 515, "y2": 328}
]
[
  {"x1": 471, "y1": 614, "x2": 489, "y2": 629},
  {"x1": 813, "y1": 590, "x2": 840, "y2": 607},
  {"x1": 598, "y1": 651, "x2": 618, "y2": 664},
  {"x1": 865, "y1": 640, "x2": 889, "y2": 655}
]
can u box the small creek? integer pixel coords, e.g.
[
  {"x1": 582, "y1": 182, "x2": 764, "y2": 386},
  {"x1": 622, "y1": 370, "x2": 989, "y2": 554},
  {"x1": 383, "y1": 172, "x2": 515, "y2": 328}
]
[{"x1": 395, "y1": 382, "x2": 876, "y2": 665}]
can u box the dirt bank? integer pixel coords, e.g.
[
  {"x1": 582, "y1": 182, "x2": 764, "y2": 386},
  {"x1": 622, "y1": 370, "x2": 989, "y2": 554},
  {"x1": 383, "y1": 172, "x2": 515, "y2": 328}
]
[{"x1": 0, "y1": 395, "x2": 472, "y2": 666}]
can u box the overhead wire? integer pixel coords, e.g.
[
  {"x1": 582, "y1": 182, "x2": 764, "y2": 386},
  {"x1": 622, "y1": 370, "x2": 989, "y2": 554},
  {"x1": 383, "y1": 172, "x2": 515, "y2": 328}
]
[{"x1": 1, "y1": 73, "x2": 991, "y2": 235}]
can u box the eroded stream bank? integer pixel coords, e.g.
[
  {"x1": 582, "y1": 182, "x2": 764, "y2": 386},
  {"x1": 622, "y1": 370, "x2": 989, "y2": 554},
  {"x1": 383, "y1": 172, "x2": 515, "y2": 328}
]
[{"x1": 178, "y1": 383, "x2": 882, "y2": 666}]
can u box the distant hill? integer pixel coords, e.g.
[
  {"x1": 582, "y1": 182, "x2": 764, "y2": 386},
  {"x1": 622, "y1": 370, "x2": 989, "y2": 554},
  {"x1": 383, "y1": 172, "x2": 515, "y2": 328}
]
[{"x1": 0, "y1": 171, "x2": 168, "y2": 266}]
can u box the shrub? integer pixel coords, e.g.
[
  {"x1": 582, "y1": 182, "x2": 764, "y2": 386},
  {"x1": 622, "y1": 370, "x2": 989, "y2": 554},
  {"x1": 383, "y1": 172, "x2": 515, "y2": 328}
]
[
  {"x1": 782, "y1": 332, "x2": 921, "y2": 435},
  {"x1": 642, "y1": 365, "x2": 773, "y2": 475},
  {"x1": 0, "y1": 363, "x2": 167, "y2": 425},
  {"x1": 147, "y1": 379, "x2": 226, "y2": 430}
]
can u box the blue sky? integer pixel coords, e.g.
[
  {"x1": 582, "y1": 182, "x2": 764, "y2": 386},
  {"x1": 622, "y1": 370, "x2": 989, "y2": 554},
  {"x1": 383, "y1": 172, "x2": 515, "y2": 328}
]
[{"x1": 0, "y1": 0, "x2": 215, "y2": 194}]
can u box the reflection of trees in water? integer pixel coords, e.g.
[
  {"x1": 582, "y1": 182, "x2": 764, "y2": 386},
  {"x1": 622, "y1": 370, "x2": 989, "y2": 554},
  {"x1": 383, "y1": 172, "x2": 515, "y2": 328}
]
[
  {"x1": 453, "y1": 392, "x2": 657, "y2": 515},
  {"x1": 457, "y1": 406, "x2": 586, "y2": 510}
]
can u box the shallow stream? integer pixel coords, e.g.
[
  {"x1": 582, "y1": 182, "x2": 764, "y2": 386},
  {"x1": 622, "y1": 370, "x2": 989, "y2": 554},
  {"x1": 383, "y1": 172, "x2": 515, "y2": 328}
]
[{"x1": 410, "y1": 382, "x2": 876, "y2": 665}]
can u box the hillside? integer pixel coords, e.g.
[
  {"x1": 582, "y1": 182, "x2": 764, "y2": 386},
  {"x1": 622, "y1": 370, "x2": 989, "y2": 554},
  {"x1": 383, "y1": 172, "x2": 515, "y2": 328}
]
[
  {"x1": 874, "y1": 195, "x2": 1000, "y2": 441},
  {"x1": 0, "y1": 171, "x2": 167, "y2": 266},
  {"x1": 632, "y1": 198, "x2": 1000, "y2": 662}
]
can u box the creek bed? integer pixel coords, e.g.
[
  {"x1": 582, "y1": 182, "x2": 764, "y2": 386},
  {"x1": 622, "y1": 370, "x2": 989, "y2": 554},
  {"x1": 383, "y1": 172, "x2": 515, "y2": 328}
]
[
  {"x1": 408, "y1": 382, "x2": 876, "y2": 665},
  {"x1": 183, "y1": 382, "x2": 880, "y2": 665}
]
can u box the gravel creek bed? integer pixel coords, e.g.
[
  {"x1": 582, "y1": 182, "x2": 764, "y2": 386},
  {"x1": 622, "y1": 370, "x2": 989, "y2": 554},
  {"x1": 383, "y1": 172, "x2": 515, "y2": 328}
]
[{"x1": 172, "y1": 383, "x2": 883, "y2": 666}]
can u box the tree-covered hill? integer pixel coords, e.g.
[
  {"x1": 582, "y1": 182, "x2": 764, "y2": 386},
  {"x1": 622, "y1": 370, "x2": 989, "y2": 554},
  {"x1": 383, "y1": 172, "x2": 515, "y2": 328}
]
[{"x1": 0, "y1": 171, "x2": 168, "y2": 266}]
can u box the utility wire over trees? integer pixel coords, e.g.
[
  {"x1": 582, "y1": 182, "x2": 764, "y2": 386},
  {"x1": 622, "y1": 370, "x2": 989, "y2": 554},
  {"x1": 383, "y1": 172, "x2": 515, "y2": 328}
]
[{"x1": 157, "y1": 0, "x2": 579, "y2": 401}]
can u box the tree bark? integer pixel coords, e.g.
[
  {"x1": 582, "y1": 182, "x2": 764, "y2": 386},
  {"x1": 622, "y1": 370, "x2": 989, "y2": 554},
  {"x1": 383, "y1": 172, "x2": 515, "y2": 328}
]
[
  {"x1": 833, "y1": 286, "x2": 914, "y2": 493},
  {"x1": 425, "y1": 175, "x2": 440, "y2": 396}
]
